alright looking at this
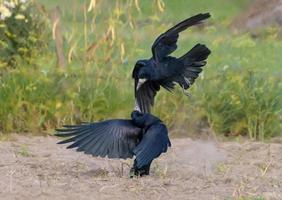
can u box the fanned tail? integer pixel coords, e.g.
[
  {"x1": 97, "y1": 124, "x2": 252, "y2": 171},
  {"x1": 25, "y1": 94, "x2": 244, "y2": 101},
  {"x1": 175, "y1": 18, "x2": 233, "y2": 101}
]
[{"x1": 179, "y1": 43, "x2": 211, "y2": 89}]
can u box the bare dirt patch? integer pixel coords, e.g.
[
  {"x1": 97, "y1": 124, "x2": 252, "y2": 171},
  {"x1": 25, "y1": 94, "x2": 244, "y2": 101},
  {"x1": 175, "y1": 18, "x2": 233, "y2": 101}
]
[
  {"x1": 0, "y1": 135, "x2": 281, "y2": 200},
  {"x1": 231, "y1": 0, "x2": 282, "y2": 31}
]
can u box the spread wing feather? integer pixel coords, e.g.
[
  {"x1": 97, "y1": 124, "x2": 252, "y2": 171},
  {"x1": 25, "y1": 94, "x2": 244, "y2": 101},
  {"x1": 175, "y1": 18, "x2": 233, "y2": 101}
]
[
  {"x1": 55, "y1": 119, "x2": 141, "y2": 159},
  {"x1": 152, "y1": 13, "x2": 210, "y2": 62}
]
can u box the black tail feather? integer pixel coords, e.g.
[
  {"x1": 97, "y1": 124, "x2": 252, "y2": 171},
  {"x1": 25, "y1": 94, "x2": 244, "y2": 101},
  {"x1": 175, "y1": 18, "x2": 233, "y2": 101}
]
[
  {"x1": 180, "y1": 43, "x2": 211, "y2": 63},
  {"x1": 178, "y1": 43, "x2": 211, "y2": 89}
]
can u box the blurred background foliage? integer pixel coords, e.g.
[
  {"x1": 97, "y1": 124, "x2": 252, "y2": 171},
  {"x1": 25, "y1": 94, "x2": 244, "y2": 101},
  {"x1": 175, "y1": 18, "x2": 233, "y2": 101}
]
[
  {"x1": 0, "y1": 0, "x2": 281, "y2": 140},
  {"x1": 0, "y1": 0, "x2": 49, "y2": 67}
]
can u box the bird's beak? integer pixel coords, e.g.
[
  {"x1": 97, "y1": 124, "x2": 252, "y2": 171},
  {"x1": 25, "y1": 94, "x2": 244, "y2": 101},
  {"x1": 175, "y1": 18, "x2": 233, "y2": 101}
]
[
  {"x1": 137, "y1": 78, "x2": 147, "y2": 90},
  {"x1": 134, "y1": 99, "x2": 141, "y2": 112}
]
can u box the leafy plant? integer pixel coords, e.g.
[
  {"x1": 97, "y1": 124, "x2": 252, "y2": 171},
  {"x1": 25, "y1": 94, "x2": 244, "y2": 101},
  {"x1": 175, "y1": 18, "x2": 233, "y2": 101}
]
[
  {"x1": 0, "y1": 0, "x2": 49, "y2": 68},
  {"x1": 195, "y1": 68, "x2": 282, "y2": 140}
]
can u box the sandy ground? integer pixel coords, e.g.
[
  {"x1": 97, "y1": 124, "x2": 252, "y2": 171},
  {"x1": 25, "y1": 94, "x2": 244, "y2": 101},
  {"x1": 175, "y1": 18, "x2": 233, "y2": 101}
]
[{"x1": 0, "y1": 135, "x2": 281, "y2": 200}]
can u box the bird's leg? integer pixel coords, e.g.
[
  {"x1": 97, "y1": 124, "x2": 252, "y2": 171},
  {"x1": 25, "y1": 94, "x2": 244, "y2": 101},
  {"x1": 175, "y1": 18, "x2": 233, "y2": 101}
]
[
  {"x1": 129, "y1": 160, "x2": 152, "y2": 178},
  {"x1": 181, "y1": 77, "x2": 192, "y2": 97},
  {"x1": 129, "y1": 159, "x2": 138, "y2": 178},
  {"x1": 181, "y1": 85, "x2": 191, "y2": 97},
  {"x1": 141, "y1": 162, "x2": 152, "y2": 176}
]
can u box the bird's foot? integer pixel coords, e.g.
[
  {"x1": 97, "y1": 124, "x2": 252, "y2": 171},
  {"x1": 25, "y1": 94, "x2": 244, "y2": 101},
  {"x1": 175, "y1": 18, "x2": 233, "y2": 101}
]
[
  {"x1": 129, "y1": 167, "x2": 150, "y2": 178},
  {"x1": 182, "y1": 87, "x2": 192, "y2": 97},
  {"x1": 129, "y1": 167, "x2": 136, "y2": 178}
]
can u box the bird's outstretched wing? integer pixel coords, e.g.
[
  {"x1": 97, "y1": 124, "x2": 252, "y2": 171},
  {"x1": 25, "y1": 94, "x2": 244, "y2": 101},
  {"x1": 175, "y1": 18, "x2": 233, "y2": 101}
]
[
  {"x1": 55, "y1": 119, "x2": 141, "y2": 159},
  {"x1": 133, "y1": 123, "x2": 171, "y2": 168},
  {"x1": 151, "y1": 13, "x2": 210, "y2": 62},
  {"x1": 135, "y1": 80, "x2": 161, "y2": 113}
]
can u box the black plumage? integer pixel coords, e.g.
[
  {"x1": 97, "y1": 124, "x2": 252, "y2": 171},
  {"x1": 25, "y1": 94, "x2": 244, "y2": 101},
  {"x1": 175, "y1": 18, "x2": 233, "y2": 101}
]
[
  {"x1": 55, "y1": 14, "x2": 211, "y2": 177},
  {"x1": 132, "y1": 13, "x2": 211, "y2": 113},
  {"x1": 55, "y1": 111, "x2": 171, "y2": 177}
]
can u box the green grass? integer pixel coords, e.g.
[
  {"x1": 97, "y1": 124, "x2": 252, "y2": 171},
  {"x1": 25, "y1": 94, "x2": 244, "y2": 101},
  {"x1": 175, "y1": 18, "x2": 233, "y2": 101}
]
[{"x1": 0, "y1": 0, "x2": 281, "y2": 139}]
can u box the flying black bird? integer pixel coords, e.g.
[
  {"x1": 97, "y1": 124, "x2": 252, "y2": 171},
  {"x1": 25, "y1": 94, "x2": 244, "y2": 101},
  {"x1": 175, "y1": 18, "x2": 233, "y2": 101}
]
[
  {"x1": 55, "y1": 111, "x2": 171, "y2": 177},
  {"x1": 133, "y1": 13, "x2": 211, "y2": 113}
]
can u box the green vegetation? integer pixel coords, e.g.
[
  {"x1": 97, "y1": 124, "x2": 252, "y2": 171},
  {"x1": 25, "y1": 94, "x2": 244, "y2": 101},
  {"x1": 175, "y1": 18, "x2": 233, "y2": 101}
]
[
  {"x1": 231, "y1": 196, "x2": 265, "y2": 200},
  {"x1": 0, "y1": 0, "x2": 48, "y2": 67},
  {"x1": 0, "y1": 0, "x2": 281, "y2": 140}
]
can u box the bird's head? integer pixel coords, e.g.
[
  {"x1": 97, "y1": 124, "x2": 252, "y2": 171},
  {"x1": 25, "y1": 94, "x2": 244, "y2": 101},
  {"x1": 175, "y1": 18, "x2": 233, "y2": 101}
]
[
  {"x1": 131, "y1": 110, "x2": 161, "y2": 128},
  {"x1": 132, "y1": 60, "x2": 152, "y2": 90},
  {"x1": 131, "y1": 110, "x2": 145, "y2": 127}
]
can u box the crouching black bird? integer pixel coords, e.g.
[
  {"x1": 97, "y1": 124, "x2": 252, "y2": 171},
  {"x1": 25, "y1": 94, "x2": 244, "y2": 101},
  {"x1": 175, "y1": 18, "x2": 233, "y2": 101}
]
[
  {"x1": 55, "y1": 111, "x2": 171, "y2": 177},
  {"x1": 133, "y1": 13, "x2": 211, "y2": 113}
]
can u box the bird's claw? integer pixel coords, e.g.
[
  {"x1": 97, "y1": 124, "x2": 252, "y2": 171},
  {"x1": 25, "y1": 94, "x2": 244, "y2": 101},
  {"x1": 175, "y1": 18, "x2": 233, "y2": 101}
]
[
  {"x1": 129, "y1": 167, "x2": 135, "y2": 178},
  {"x1": 129, "y1": 167, "x2": 149, "y2": 178},
  {"x1": 182, "y1": 86, "x2": 191, "y2": 97}
]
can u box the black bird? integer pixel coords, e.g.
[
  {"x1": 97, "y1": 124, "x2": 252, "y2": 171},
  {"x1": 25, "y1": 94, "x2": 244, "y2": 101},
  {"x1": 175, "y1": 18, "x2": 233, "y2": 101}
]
[
  {"x1": 55, "y1": 111, "x2": 171, "y2": 177},
  {"x1": 132, "y1": 13, "x2": 211, "y2": 113}
]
